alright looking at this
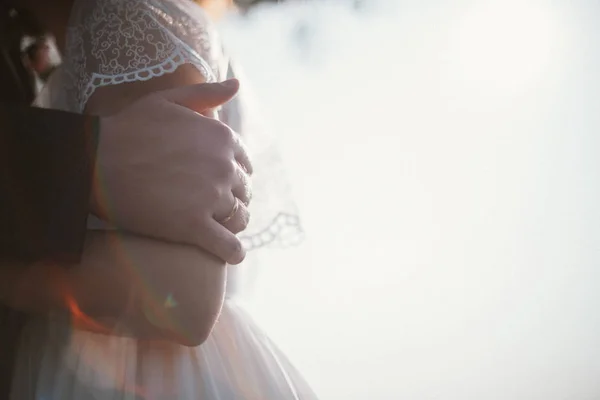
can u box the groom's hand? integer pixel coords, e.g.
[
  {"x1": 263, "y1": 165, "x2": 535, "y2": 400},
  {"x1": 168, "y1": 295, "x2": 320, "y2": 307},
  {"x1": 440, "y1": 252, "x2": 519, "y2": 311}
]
[{"x1": 94, "y1": 79, "x2": 252, "y2": 265}]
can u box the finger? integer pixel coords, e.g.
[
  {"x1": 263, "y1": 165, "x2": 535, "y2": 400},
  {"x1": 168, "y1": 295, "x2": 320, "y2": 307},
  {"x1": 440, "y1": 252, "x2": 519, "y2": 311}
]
[
  {"x1": 214, "y1": 194, "x2": 250, "y2": 234},
  {"x1": 202, "y1": 108, "x2": 219, "y2": 119},
  {"x1": 219, "y1": 199, "x2": 250, "y2": 236},
  {"x1": 233, "y1": 133, "x2": 253, "y2": 175},
  {"x1": 161, "y1": 79, "x2": 240, "y2": 114},
  {"x1": 232, "y1": 163, "x2": 252, "y2": 206},
  {"x1": 197, "y1": 219, "x2": 246, "y2": 265},
  {"x1": 214, "y1": 191, "x2": 238, "y2": 224}
]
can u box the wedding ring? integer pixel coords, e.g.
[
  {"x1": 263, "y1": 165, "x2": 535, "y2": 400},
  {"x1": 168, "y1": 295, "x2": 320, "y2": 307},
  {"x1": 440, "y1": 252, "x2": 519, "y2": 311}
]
[{"x1": 219, "y1": 197, "x2": 239, "y2": 224}]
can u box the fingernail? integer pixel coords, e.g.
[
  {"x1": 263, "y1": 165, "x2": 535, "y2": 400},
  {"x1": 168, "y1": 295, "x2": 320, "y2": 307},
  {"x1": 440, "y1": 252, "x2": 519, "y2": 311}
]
[
  {"x1": 228, "y1": 248, "x2": 246, "y2": 265},
  {"x1": 220, "y1": 79, "x2": 239, "y2": 88}
]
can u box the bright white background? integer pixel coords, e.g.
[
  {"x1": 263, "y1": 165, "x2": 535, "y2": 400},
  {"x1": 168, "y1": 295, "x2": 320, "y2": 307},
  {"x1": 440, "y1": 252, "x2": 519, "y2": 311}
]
[{"x1": 222, "y1": 1, "x2": 600, "y2": 399}]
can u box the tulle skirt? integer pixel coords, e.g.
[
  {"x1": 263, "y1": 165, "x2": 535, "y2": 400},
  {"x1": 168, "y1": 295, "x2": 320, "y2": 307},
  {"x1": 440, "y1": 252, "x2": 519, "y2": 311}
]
[{"x1": 10, "y1": 301, "x2": 317, "y2": 399}]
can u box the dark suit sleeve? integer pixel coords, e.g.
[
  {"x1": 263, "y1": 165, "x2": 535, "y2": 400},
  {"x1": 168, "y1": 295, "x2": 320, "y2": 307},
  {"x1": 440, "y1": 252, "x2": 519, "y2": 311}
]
[{"x1": 0, "y1": 104, "x2": 99, "y2": 263}]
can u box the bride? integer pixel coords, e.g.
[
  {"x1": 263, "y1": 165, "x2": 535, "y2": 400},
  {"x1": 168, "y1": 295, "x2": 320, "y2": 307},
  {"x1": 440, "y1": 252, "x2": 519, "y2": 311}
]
[{"x1": 11, "y1": 0, "x2": 316, "y2": 398}]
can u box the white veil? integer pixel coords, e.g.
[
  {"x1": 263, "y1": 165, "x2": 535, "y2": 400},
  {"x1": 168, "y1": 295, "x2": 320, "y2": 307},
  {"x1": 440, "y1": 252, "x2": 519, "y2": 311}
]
[{"x1": 221, "y1": 59, "x2": 304, "y2": 253}]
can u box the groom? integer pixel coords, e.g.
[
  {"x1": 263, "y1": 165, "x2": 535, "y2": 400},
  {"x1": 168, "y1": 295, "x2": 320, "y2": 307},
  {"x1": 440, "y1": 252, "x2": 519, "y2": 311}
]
[{"x1": 0, "y1": 77, "x2": 252, "y2": 398}]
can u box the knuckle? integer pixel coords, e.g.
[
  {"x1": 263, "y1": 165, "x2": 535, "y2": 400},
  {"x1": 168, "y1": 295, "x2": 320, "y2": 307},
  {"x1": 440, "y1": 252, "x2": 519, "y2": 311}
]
[
  {"x1": 241, "y1": 161, "x2": 254, "y2": 177},
  {"x1": 204, "y1": 185, "x2": 222, "y2": 206},
  {"x1": 226, "y1": 159, "x2": 238, "y2": 175},
  {"x1": 220, "y1": 126, "x2": 236, "y2": 146},
  {"x1": 237, "y1": 153, "x2": 253, "y2": 177},
  {"x1": 210, "y1": 122, "x2": 234, "y2": 144},
  {"x1": 216, "y1": 159, "x2": 236, "y2": 181},
  {"x1": 199, "y1": 118, "x2": 223, "y2": 137},
  {"x1": 236, "y1": 135, "x2": 247, "y2": 151}
]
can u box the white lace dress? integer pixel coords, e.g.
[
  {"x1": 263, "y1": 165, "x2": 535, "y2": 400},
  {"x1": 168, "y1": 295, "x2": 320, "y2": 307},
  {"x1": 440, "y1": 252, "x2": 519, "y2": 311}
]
[{"x1": 11, "y1": 1, "x2": 313, "y2": 399}]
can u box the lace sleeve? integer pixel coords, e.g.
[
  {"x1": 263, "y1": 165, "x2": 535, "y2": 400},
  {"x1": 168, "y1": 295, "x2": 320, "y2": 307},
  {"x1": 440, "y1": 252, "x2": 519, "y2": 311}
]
[{"x1": 62, "y1": 0, "x2": 225, "y2": 113}]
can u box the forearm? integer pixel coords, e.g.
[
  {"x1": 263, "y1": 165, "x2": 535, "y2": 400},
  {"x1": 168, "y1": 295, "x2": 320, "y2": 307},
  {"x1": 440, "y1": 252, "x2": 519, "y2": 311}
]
[
  {"x1": 0, "y1": 231, "x2": 227, "y2": 345},
  {"x1": 73, "y1": 231, "x2": 228, "y2": 345}
]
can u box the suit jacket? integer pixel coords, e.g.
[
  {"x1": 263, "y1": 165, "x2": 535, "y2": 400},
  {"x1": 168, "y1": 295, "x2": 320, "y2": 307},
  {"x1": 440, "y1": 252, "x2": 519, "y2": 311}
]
[
  {"x1": 0, "y1": 6, "x2": 99, "y2": 396},
  {"x1": 0, "y1": 104, "x2": 99, "y2": 398},
  {"x1": 0, "y1": 105, "x2": 98, "y2": 263}
]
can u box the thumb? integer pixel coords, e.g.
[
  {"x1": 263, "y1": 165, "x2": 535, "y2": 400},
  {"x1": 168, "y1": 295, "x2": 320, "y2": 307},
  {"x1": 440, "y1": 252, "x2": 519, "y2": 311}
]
[{"x1": 161, "y1": 79, "x2": 240, "y2": 114}]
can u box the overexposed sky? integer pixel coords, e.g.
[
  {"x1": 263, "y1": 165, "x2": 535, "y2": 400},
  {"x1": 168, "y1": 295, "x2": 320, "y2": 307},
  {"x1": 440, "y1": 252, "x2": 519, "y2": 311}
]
[{"x1": 221, "y1": 1, "x2": 600, "y2": 398}]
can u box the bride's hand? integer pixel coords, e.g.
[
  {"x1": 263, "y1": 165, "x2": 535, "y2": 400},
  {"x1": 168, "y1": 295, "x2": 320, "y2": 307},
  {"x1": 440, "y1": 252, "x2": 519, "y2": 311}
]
[{"x1": 93, "y1": 79, "x2": 252, "y2": 265}]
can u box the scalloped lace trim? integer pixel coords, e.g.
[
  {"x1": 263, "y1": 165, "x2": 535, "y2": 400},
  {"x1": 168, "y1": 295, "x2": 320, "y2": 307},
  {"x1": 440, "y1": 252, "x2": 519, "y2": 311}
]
[
  {"x1": 80, "y1": 48, "x2": 216, "y2": 112},
  {"x1": 241, "y1": 213, "x2": 304, "y2": 250}
]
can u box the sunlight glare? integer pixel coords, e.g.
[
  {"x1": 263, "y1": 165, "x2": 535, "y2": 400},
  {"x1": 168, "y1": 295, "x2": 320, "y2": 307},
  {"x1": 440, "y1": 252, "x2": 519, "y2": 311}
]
[{"x1": 446, "y1": 0, "x2": 560, "y2": 96}]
